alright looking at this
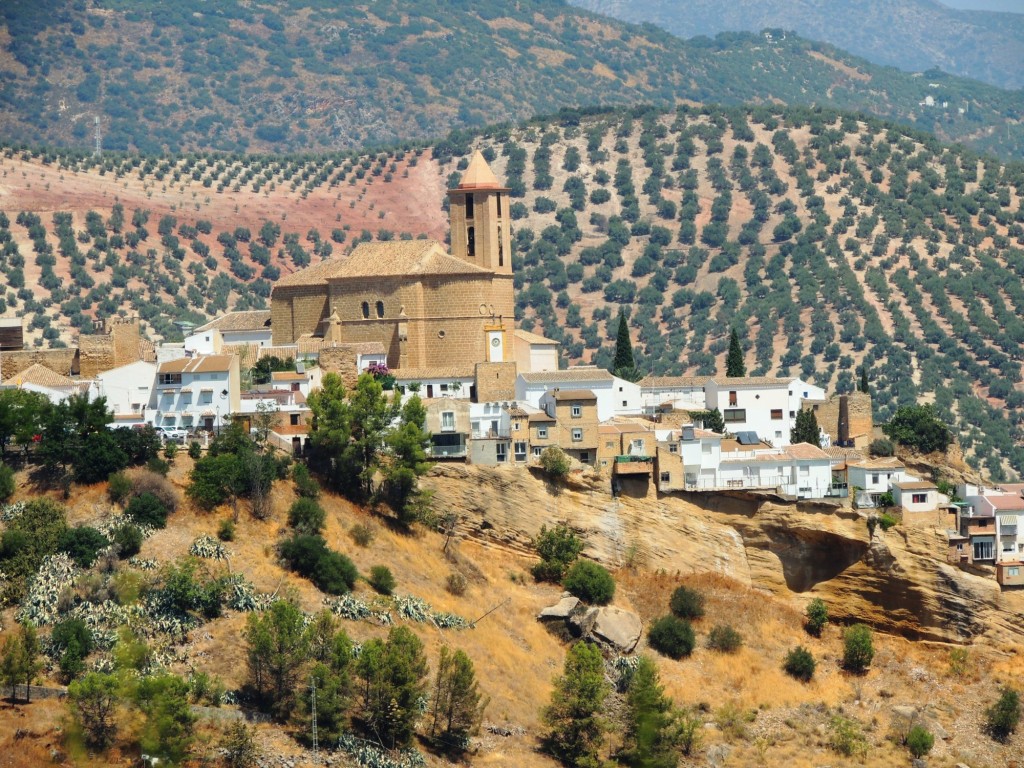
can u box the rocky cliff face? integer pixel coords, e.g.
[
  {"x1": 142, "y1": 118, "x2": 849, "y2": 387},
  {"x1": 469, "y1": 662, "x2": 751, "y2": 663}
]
[{"x1": 424, "y1": 464, "x2": 1024, "y2": 644}]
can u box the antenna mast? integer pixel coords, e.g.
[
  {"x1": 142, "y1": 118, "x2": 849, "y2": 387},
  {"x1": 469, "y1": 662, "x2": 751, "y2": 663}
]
[{"x1": 93, "y1": 116, "x2": 102, "y2": 158}]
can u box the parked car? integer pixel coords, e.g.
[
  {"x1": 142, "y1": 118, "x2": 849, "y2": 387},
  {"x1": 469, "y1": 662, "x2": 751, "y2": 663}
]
[{"x1": 156, "y1": 426, "x2": 189, "y2": 442}]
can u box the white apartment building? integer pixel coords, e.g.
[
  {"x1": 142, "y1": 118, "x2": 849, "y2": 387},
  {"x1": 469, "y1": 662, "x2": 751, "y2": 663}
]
[
  {"x1": 516, "y1": 366, "x2": 642, "y2": 421},
  {"x1": 95, "y1": 360, "x2": 157, "y2": 426},
  {"x1": 153, "y1": 354, "x2": 241, "y2": 432}
]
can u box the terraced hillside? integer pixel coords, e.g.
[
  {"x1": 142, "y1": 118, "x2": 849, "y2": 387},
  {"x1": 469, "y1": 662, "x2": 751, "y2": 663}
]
[
  {"x1": 1, "y1": 0, "x2": 1024, "y2": 159},
  {"x1": 438, "y1": 106, "x2": 1024, "y2": 479},
  {"x1": 3, "y1": 105, "x2": 1024, "y2": 478}
]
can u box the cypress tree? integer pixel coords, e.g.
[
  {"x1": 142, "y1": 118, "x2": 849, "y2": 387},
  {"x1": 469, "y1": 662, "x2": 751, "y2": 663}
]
[
  {"x1": 612, "y1": 310, "x2": 635, "y2": 375},
  {"x1": 859, "y1": 366, "x2": 869, "y2": 394},
  {"x1": 791, "y1": 408, "x2": 821, "y2": 447},
  {"x1": 725, "y1": 328, "x2": 745, "y2": 377}
]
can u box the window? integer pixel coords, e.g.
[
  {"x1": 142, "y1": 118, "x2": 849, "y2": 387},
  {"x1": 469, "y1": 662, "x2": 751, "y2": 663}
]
[
  {"x1": 789, "y1": 410, "x2": 795, "y2": 418},
  {"x1": 871, "y1": 473, "x2": 879, "y2": 484},
  {"x1": 669, "y1": 444, "x2": 678, "y2": 454},
  {"x1": 290, "y1": 414, "x2": 300, "y2": 426},
  {"x1": 660, "y1": 472, "x2": 671, "y2": 483},
  {"x1": 533, "y1": 446, "x2": 543, "y2": 457},
  {"x1": 441, "y1": 411, "x2": 455, "y2": 432},
  {"x1": 622, "y1": 400, "x2": 627, "y2": 407},
  {"x1": 465, "y1": 194, "x2": 474, "y2": 220},
  {"x1": 770, "y1": 409, "x2": 783, "y2": 420},
  {"x1": 498, "y1": 226, "x2": 503, "y2": 267},
  {"x1": 1009, "y1": 566, "x2": 1020, "y2": 577},
  {"x1": 571, "y1": 404, "x2": 582, "y2": 418},
  {"x1": 579, "y1": 451, "x2": 590, "y2": 463},
  {"x1": 912, "y1": 493, "x2": 928, "y2": 504},
  {"x1": 973, "y1": 539, "x2": 994, "y2": 560},
  {"x1": 729, "y1": 390, "x2": 738, "y2": 406},
  {"x1": 375, "y1": 301, "x2": 384, "y2": 318},
  {"x1": 361, "y1": 301, "x2": 370, "y2": 319},
  {"x1": 158, "y1": 373, "x2": 182, "y2": 385},
  {"x1": 200, "y1": 391, "x2": 213, "y2": 404},
  {"x1": 514, "y1": 441, "x2": 527, "y2": 461},
  {"x1": 537, "y1": 426, "x2": 548, "y2": 439},
  {"x1": 723, "y1": 409, "x2": 745, "y2": 423},
  {"x1": 774, "y1": 431, "x2": 782, "y2": 439},
  {"x1": 513, "y1": 421, "x2": 520, "y2": 431},
  {"x1": 496, "y1": 443, "x2": 507, "y2": 462},
  {"x1": 467, "y1": 226, "x2": 476, "y2": 257},
  {"x1": 572, "y1": 428, "x2": 583, "y2": 442},
  {"x1": 496, "y1": 194, "x2": 501, "y2": 217}
]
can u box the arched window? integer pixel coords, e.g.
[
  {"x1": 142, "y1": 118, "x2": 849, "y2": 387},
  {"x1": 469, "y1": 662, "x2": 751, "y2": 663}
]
[
  {"x1": 361, "y1": 301, "x2": 369, "y2": 319},
  {"x1": 496, "y1": 193, "x2": 502, "y2": 217},
  {"x1": 375, "y1": 301, "x2": 384, "y2": 318},
  {"x1": 497, "y1": 226, "x2": 503, "y2": 267},
  {"x1": 465, "y1": 194, "x2": 474, "y2": 220},
  {"x1": 467, "y1": 226, "x2": 476, "y2": 258}
]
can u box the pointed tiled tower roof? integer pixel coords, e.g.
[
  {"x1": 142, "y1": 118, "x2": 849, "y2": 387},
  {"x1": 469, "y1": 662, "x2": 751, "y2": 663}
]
[{"x1": 457, "y1": 150, "x2": 503, "y2": 190}]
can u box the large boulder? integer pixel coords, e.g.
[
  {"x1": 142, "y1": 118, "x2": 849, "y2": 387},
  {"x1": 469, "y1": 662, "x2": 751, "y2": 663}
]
[
  {"x1": 590, "y1": 607, "x2": 643, "y2": 653},
  {"x1": 538, "y1": 596, "x2": 580, "y2": 621}
]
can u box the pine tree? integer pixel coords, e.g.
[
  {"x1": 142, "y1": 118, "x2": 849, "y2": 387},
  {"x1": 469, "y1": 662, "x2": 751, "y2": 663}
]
[
  {"x1": 355, "y1": 626, "x2": 429, "y2": 749},
  {"x1": 619, "y1": 656, "x2": 688, "y2": 768},
  {"x1": 429, "y1": 647, "x2": 488, "y2": 754},
  {"x1": 791, "y1": 408, "x2": 821, "y2": 447},
  {"x1": 542, "y1": 642, "x2": 609, "y2": 767},
  {"x1": 725, "y1": 328, "x2": 745, "y2": 377},
  {"x1": 612, "y1": 310, "x2": 636, "y2": 379}
]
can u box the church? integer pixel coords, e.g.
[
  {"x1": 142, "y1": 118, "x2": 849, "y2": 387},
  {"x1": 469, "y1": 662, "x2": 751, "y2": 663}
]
[{"x1": 270, "y1": 152, "x2": 517, "y2": 372}]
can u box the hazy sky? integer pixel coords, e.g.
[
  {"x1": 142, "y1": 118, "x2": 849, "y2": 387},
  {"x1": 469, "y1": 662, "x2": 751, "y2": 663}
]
[{"x1": 940, "y1": 0, "x2": 1023, "y2": 12}]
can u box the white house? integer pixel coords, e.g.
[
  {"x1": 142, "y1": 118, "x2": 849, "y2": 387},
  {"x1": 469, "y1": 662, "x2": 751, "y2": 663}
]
[
  {"x1": 891, "y1": 480, "x2": 942, "y2": 513},
  {"x1": 516, "y1": 366, "x2": 642, "y2": 420},
  {"x1": 270, "y1": 364, "x2": 323, "y2": 400},
  {"x1": 676, "y1": 424, "x2": 724, "y2": 490},
  {"x1": 1, "y1": 363, "x2": 85, "y2": 405},
  {"x1": 185, "y1": 310, "x2": 273, "y2": 355},
  {"x1": 394, "y1": 365, "x2": 475, "y2": 400},
  {"x1": 638, "y1": 375, "x2": 710, "y2": 415},
  {"x1": 847, "y1": 457, "x2": 909, "y2": 506},
  {"x1": 703, "y1": 376, "x2": 826, "y2": 447},
  {"x1": 153, "y1": 354, "x2": 241, "y2": 432},
  {"x1": 95, "y1": 360, "x2": 157, "y2": 426},
  {"x1": 710, "y1": 441, "x2": 833, "y2": 498},
  {"x1": 959, "y1": 485, "x2": 1024, "y2": 564},
  {"x1": 511, "y1": 328, "x2": 559, "y2": 373}
]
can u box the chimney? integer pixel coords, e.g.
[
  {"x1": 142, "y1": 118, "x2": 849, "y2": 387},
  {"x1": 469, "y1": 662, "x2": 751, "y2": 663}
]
[
  {"x1": 838, "y1": 394, "x2": 851, "y2": 447},
  {"x1": 682, "y1": 425, "x2": 695, "y2": 442}
]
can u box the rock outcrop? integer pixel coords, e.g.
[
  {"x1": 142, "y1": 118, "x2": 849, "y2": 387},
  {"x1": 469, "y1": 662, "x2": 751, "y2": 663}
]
[{"x1": 425, "y1": 464, "x2": 1024, "y2": 645}]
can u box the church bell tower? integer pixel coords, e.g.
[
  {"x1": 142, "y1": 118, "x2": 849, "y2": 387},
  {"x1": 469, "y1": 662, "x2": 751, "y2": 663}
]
[{"x1": 448, "y1": 151, "x2": 513, "y2": 276}]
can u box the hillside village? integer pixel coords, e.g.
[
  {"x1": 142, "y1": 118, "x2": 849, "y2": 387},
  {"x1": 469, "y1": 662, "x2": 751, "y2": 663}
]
[{"x1": 3, "y1": 152, "x2": 1020, "y2": 595}]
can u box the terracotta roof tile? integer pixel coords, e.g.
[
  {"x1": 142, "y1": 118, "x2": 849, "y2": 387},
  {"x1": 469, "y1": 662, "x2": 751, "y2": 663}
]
[
  {"x1": 335, "y1": 240, "x2": 489, "y2": 278},
  {"x1": 519, "y1": 366, "x2": 614, "y2": 384},
  {"x1": 2, "y1": 363, "x2": 76, "y2": 389},
  {"x1": 549, "y1": 389, "x2": 597, "y2": 401},
  {"x1": 638, "y1": 375, "x2": 712, "y2": 388},
  {"x1": 393, "y1": 365, "x2": 476, "y2": 381},
  {"x1": 157, "y1": 355, "x2": 234, "y2": 374},
  {"x1": 512, "y1": 328, "x2": 559, "y2": 345},
  {"x1": 196, "y1": 311, "x2": 272, "y2": 333},
  {"x1": 708, "y1": 376, "x2": 795, "y2": 388}
]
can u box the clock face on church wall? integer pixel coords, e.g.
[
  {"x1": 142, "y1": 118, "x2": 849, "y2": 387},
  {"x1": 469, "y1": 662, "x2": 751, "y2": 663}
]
[{"x1": 491, "y1": 337, "x2": 500, "y2": 347}]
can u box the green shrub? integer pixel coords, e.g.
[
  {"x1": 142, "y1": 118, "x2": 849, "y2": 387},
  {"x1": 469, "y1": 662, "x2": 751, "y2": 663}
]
[
  {"x1": 783, "y1": 646, "x2": 816, "y2": 681},
  {"x1": 369, "y1": 565, "x2": 397, "y2": 595},
  {"x1": 906, "y1": 725, "x2": 934, "y2": 757},
  {"x1": 648, "y1": 615, "x2": 695, "y2": 660},
  {"x1": 57, "y1": 526, "x2": 110, "y2": 568},
  {"x1": 669, "y1": 585, "x2": 705, "y2": 619},
  {"x1": 187, "y1": 441, "x2": 202, "y2": 459},
  {"x1": 217, "y1": 518, "x2": 235, "y2": 542},
  {"x1": 829, "y1": 715, "x2": 868, "y2": 758},
  {"x1": 985, "y1": 687, "x2": 1021, "y2": 742},
  {"x1": 562, "y1": 559, "x2": 615, "y2": 605},
  {"x1": 0, "y1": 462, "x2": 14, "y2": 503},
  {"x1": 292, "y1": 463, "x2": 320, "y2": 499},
  {"x1": 163, "y1": 442, "x2": 178, "y2": 462},
  {"x1": 805, "y1": 598, "x2": 829, "y2": 636},
  {"x1": 868, "y1": 438, "x2": 895, "y2": 457},
  {"x1": 349, "y1": 523, "x2": 374, "y2": 547},
  {"x1": 706, "y1": 624, "x2": 742, "y2": 653},
  {"x1": 279, "y1": 534, "x2": 358, "y2": 595},
  {"x1": 112, "y1": 523, "x2": 143, "y2": 558},
  {"x1": 147, "y1": 456, "x2": 170, "y2": 476},
  {"x1": 446, "y1": 572, "x2": 467, "y2": 596},
  {"x1": 531, "y1": 523, "x2": 583, "y2": 583},
  {"x1": 842, "y1": 624, "x2": 875, "y2": 673},
  {"x1": 107, "y1": 471, "x2": 132, "y2": 505},
  {"x1": 287, "y1": 497, "x2": 326, "y2": 535},
  {"x1": 539, "y1": 446, "x2": 570, "y2": 478},
  {"x1": 878, "y1": 512, "x2": 898, "y2": 531},
  {"x1": 52, "y1": 617, "x2": 94, "y2": 682},
  {"x1": 127, "y1": 492, "x2": 169, "y2": 528}
]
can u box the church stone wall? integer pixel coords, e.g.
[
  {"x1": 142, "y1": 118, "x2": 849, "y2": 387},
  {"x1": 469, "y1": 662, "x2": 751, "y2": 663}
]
[
  {"x1": 475, "y1": 362, "x2": 517, "y2": 402},
  {"x1": 271, "y1": 286, "x2": 330, "y2": 345}
]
